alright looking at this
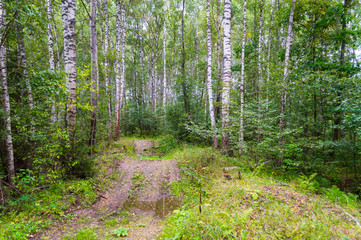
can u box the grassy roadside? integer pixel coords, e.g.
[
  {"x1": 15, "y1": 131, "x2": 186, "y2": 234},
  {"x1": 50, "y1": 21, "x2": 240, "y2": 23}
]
[
  {"x1": 161, "y1": 145, "x2": 361, "y2": 239},
  {"x1": 0, "y1": 140, "x2": 125, "y2": 240}
]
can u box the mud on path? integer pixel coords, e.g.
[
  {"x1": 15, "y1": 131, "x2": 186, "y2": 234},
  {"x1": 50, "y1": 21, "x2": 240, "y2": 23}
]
[{"x1": 34, "y1": 140, "x2": 180, "y2": 240}]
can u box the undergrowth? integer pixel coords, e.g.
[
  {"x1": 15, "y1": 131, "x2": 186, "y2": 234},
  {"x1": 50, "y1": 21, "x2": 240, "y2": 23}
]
[
  {"x1": 161, "y1": 145, "x2": 361, "y2": 239},
  {"x1": 0, "y1": 141, "x2": 120, "y2": 240}
]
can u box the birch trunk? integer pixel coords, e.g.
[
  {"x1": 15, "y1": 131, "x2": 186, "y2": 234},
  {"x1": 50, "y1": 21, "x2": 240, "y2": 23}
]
[
  {"x1": 103, "y1": 0, "x2": 112, "y2": 142},
  {"x1": 0, "y1": 3, "x2": 14, "y2": 184},
  {"x1": 206, "y1": 0, "x2": 218, "y2": 148},
  {"x1": 47, "y1": 0, "x2": 57, "y2": 123},
  {"x1": 61, "y1": 0, "x2": 77, "y2": 138},
  {"x1": 257, "y1": 1, "x2": 264, "y2": 151},
  {"x1": 239, "y1": 0, "x2": 247, "y2": 155},
  {"x1": 18, "y1": 34, "x2": 35, "y2": 137},
  {"x1": 266, "y1": 0, "x2": 276, "y2": 109},
  {"x1": 163, "y1": 19, "x2": 167, "y2": 119},
  {"x1": 89, "y1": 0, "x2": 98, "y2": 150},
  {"x1": 181, "y1": 0, "x2": 189, "y2": 115},
  {"x1": 115, "y1": 0, "x2": 121, "y2": 137},
  {"x1": 120, "y1": 6, "x2": 126, "y2": 111},
  {"x1": 153, "y1": 37, "x2": 158, "y2": 112},
  {"x1": 280, "y1": 0, "x2": 296, "y2": 148},
  {"x1": 221, "y1": 0, "x2": 232, "y2": 155},
  {"x1": 215, "y1": 0, "x2": 222, "y2": 119}
]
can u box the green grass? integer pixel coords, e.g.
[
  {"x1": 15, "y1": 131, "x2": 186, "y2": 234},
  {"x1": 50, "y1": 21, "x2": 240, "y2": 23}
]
[
  {"x1": 161, "y1": 146, "x2": 361, "y2": 239},
  {"x1": 0, "y1": 140, "x2": 125, "y2": 240}
]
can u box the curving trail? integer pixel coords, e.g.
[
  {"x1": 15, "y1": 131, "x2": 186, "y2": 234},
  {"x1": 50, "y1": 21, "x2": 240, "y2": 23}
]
[{"x1": 33, "y1": 139, "x2": 180, "y2": 240}]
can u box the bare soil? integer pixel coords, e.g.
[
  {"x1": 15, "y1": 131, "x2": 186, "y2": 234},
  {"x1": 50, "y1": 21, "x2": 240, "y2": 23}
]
[{"x1": 33, "y1": 139, "x2": 180, "y2": 240}]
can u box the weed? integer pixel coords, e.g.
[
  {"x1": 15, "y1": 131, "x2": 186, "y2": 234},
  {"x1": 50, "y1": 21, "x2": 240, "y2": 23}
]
[{"x1": 112, "y1": 226, "x2": 129, "y2": 237}]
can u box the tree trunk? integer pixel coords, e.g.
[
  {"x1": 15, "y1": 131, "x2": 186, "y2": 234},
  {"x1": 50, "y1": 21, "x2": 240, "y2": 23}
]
[
  {"x1": 18, "y1": 32, "x2": 35, "y2": 137},
  {"x1": 61, "y1": 0, "x2": 77, "y2": 139},
  {"x1": 256, "y1": 1, "x2": 264, "y2": 154},
  {"x1": 333, "y1": 0, "x2": 350, "y2": 141},
  {"x1": 206, "y1": 0, "x2": 218, "y2": 148},
  {"x1": 103, "y1": 0, "x2": 112, "y2": 143},
  {"x1": 115, "y1": 0, "x2": 121, "y2": 137},
  {"x1": 266, "y1": 0, "x2": 276, "y2": 110},
  {"x1": 0, "y1": 3, "x2": 14, "y2": 184},
  {"x1": 280, "y1": 0, "x2": 296, "y2": 151},
  {"x1": 47, "y1": 0, "x2": 57, "y2": 123},
  {"x1": 120, "y1": 5, "x2": 126, "y2": 112},
  {"x1": 181, "y1": 0, "x2": 189, "y2": 115},
  {"x1": 89, "y1": 0, "x2": 98, "y2": 151},
  {"x1": 163, "y1": 19, "x2": 167, "y2": 122},
  {"x1": 239, "y1": 0, "x2": 247, "y2": 155},
  {"x1": 215, "y1": 0, "x2": 223, "y2": 120},
  {"x1": 221, "y1": 0, "x2": 232, "y2": 155}
]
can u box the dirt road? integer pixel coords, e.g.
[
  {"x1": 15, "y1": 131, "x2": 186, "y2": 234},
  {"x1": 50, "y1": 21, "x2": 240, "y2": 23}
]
[{"x1": 35, "y1": 139, "x2": 180, "y2": 240}]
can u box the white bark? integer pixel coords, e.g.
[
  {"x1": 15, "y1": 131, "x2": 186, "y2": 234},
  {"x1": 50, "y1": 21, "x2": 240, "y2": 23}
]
[
  {"x1": 280, "y1": 0, "x2": 296, "y2": 144},
  {"x1": 47, "y1": 0, "x2": 55, "y2": 72},
  {"x1": 258, "y1": 2, "x2": 264, "y2": 88},
  {"x1": 89, "y1": 0, "x2": 98, "y2": 148},
  {"x1": 257, "y1": 1, "x2": 264, "y2": 148},
  {"x1": 103, "y1": 0, "x2": 112, "y2": 141},
  {"x1": 61, "y1": 0, "x2": 77, "y2": 137},
  {"x1": 266, "y1": 0, "x2": 276, "y2": 110},
  {"x1": 0, "y1": 3, "x2": 14, "y2": 184},
  {"x1": 163, "y1": 19, "x2": 166, "y2": 114},
  {"x1": 115, "y1": 0, "x2": 121, "y2": 132},
  {"x1": 47, "y1": 0, "x2": 57, "y2": 123},
  {"x1": 221, "y1": 0, "x2": 232, "y2": 154},
  {"x1": 18, "y1": 35, "x2": 35, "y2": 135},
  {"x1": 120, "y1": 6, "x2": 126, "y2": 110},
  {"x1": 239, "y1": 0, "x2": 247, "y2": 154},
  {"x1": 206, "y1": 0, "x2": 218, "y2": 148}
]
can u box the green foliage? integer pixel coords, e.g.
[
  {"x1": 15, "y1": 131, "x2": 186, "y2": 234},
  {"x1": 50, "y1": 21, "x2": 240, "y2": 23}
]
[
  {"x1": 71, "y1": 228, "x2": 98, "y2": 240},
  {"x1": 283, "y1": 143, "x2": 303, "y2": 170},
  {"x1": 324, "y1": 185, "x2": 359, "y2": 208},
  {"x1": 158, "y1": 135, "x2": 178, "y2": 154},
  {"x1": 112, "y1": 226, "x2": 129, "y2": 237},
  {"x1": 297, "y1": 173, "x2": 320, "y2": 193}
]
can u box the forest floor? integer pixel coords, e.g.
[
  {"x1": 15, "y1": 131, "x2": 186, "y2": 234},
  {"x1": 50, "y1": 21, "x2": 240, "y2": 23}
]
[
  {"x1": 33, "y1": 139, "x2": 180, "y2": 240},
  {"x1": 2, "y1": 137, "x2": 361, "y2": 239}
]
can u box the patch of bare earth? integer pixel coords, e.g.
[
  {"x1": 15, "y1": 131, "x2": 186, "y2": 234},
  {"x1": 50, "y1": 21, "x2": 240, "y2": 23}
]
[{"x1": 33, "y1": 140, "x2": 180, "y2": 240}]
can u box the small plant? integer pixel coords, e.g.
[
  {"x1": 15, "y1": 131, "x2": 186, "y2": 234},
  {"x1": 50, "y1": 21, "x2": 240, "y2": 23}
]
[
  {"x1": 324, "y1": 185, "x2": 359, "y2": 207},
  {"x1": 73, "y1": 228, "x2": 98, "y2": 240},
  {"x1": 132, "y1": 172, "x2": 147, "y2": 189},
  {"x1": 297, "y1": 173, "x2": 320, "y2": 193},
  {"x1": 112, "y1": 226, "x2": 129, "y2": 237}
]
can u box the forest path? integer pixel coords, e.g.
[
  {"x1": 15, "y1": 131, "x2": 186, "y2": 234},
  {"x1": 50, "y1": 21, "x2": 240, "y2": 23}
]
[{"x1": 35, "y1": 139, "x2": 180, "y2": 240}]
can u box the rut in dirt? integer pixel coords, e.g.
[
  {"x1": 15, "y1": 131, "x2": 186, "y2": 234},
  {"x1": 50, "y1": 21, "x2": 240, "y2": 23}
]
[{"x1": 33, "y1": 139, "x2": 181, "y2": 240}]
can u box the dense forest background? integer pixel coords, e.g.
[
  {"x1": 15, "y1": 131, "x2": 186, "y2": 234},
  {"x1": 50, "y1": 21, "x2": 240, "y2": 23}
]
[{"x1": 1, "y1": 0, "x2": 361, "y2": 198}]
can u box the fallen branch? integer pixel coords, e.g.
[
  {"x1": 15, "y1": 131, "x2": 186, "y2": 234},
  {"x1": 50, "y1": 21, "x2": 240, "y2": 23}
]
[
  {"x1": 345, "y1": 212, "x2": 361, "y2": 229},
  {"x1": 266, "y1": 177, "x2": 291, "y2": 187}
]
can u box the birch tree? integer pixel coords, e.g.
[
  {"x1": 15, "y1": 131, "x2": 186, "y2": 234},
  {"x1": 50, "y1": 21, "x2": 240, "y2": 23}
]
[
  {"x1": 206, "y1": 0, "x2": 218, "y2": 148},
  {"x1": 18, "y1": 32, "x2": 35, "y2": 137},
  {"x1": 163, "y1": 18, "x2": 167, "y2": 120},
  {"x1": 89, "y1": 0, "x2": 98, "y2": 150},
  {"x1": 257, "y1": 1, "x2": 264, "y2": 149},
  {"x1": 239, "y1": 0, "x2": 247, "y2": 154},
  {"x1": 0, "y1": 2, "x2": 14, "y2": 184},
  {"x1": 221, "y1": 0, "x2": 232, "y2": 155},
  {"x1": 115, "y1": 0, "x2": 121, "y2": 137},
  {"x1": 120, "y1": 5, "x2": 126, "y2": 111},
  {"x1": 47, "y1": 0, "x2": 56, "y2": 123},
  {"x1": 280, "y1": 0, "x2": 296, "y2": 148},
  {"x1": 103, "y1": 0, "x2": 112, "y2": 142},
  {"x1": 61, "y1": 0, "x2": 77, "y2": 138},
  {"x1": 181, "y1": 0, "x2": 190, "y2": 115}
]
